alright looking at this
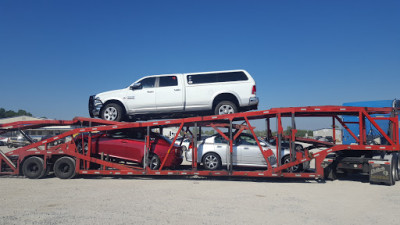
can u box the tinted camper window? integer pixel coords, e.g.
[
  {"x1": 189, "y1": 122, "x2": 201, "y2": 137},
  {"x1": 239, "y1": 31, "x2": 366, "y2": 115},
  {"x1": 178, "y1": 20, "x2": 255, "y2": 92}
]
[{"x1": 187, "y1": 72, "x2": 248, "y2": 84}]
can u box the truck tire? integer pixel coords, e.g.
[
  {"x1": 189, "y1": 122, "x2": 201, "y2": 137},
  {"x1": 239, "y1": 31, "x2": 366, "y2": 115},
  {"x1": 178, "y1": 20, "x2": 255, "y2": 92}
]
[
  {"x1": 101, "y1": 103, "x2": 123, "y2": 121},
  {"x1": 22, "y1": 157, "x2": 46, "y2": 179},
  {"x1": 214, "y1": 101, "x2": 238, "y2": 115},
  {"x1": 54, "y1": 157, "x2": 76, "y2": 179},
  {"x1": 382, "y1": 154, "x2": 396, "y2": 186},
  {"x1": 394, "y1": 153, "x2": 400, "y2": 181}
]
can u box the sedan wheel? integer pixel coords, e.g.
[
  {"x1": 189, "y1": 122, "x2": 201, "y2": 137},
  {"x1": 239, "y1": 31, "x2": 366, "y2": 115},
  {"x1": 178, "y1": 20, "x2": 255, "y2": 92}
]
[
  {"x1": 149, "y1": 155, "x2": 160, "y2": 170},
  {"x1": 203, "y1": 153, "x2": 221, "y2": 170},
  {"x1": 282, "y1": 155, "x2": 303, "y2": 172}
]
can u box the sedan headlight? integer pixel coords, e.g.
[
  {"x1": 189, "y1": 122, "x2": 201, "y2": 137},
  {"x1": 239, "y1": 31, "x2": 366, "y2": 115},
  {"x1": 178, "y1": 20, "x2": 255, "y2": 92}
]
[{"x1": 268, "y1": 155, "x2": 277, "y2": 165}]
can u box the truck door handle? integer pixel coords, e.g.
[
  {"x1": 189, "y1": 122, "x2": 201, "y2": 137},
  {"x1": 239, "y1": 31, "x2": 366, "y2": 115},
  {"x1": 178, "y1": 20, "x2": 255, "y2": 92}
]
[
  {"x1": 147, "y1": 91, "x2": 154, "y2": 93},
  {"x1": 216, "y1": 146, "x2": 223, "y2": 148},
  {"x1": 244, "y1": 147, "x2": 249, "y2": 150},
  {"x1": 174, "y1": 89, "x2": 181, "y2": 91}
]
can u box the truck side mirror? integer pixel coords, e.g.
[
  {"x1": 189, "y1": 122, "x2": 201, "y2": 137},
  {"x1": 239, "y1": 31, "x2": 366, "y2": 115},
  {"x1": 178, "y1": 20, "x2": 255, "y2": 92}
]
[{"x1": 130, "y1": 83, "x2": 142, "y2": 90}]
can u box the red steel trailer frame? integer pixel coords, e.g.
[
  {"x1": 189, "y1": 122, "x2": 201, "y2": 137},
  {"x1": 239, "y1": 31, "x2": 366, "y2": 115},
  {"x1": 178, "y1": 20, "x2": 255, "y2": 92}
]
[{"x1": 0, "y1": 106, "x2": 399, "y2": 183}]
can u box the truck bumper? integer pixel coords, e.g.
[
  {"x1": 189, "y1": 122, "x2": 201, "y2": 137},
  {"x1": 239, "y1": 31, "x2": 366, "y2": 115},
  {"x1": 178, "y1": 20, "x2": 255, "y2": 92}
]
[
  {"x1": 242, "y1": 97, "x2": 259, "y2": 111},
  {"x1": 88, "y1": 95, "x2": 102, "y2": 118}
]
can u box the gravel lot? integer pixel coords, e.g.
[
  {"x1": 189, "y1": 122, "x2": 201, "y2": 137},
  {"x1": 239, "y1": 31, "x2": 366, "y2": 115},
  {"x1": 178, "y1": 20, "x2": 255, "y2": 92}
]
[{"x1": 1, "y1": 147, "x2": 400, "y2": 225}]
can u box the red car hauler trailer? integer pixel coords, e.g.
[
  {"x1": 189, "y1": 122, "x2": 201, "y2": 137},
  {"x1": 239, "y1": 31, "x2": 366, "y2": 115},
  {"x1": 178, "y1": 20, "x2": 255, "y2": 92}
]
[{"x1": 0, "y1": 105, "x2": 399, "y2": 185}]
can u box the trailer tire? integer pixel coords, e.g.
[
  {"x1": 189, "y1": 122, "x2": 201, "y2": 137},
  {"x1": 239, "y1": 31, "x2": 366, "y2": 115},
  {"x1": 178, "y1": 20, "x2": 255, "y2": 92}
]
[
  {"x1": 54, "y1": 157, "x2": 76, "y2": 179},
  {"x1": 22, "y1": 157, "x2": 46, "y2": 179},
  {"x1": 202, "y1": 153, "x2": 221, "y2": 170}
]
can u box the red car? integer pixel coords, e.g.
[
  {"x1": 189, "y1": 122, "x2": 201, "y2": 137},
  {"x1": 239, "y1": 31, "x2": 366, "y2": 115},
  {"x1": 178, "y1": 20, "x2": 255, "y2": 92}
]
[{"x1": 75, "y1": 128, "x2": 183, "y2": 169}]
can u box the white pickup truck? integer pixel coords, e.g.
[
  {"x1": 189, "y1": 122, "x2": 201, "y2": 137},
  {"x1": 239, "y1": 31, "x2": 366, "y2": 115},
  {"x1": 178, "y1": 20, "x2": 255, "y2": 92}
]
[{"x1": 89, "y1": 70, "x2": 259, "y2": 121}]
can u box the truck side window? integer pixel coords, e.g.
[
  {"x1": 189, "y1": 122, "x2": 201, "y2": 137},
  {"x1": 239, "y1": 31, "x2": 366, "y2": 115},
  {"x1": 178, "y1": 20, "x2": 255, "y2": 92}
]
[
  {"x1": 139, "y1": 77, "x2": 156, "y2": 88},
  {"x1": 159, "y1": 76, "x2": 178, "y2": 87}
]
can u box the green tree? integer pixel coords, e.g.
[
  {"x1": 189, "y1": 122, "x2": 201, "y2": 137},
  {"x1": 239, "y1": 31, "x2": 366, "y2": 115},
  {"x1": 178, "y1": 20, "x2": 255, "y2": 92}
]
[{"x1": 0, "y1": 108, "x2": 32, "y2": 118}]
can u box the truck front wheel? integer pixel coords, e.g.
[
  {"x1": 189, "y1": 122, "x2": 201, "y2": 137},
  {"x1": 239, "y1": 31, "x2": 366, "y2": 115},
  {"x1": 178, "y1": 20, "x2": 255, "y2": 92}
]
[
  {"x1": 101, "y1": 103, "x2": 123, "y2": 121},
  {"x1": 214, "y1": 101, "x2": 238, "y2": 115}
]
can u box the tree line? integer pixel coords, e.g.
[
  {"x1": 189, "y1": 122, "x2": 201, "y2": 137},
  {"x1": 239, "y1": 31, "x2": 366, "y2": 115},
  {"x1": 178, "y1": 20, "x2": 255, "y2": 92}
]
[{"x1": 0, "y1": 108, "x2": 32, "y2": 118}]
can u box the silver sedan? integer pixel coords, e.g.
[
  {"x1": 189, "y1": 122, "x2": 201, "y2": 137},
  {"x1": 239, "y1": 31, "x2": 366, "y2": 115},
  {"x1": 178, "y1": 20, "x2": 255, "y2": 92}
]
[{"x1": 185, "y1": 133, "x2": 306, "y2": 172}]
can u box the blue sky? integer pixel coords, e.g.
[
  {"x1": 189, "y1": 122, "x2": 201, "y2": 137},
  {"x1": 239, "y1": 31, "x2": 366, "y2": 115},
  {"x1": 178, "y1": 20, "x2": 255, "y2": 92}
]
[{"x1": 0, "y1": 0, "x2": 399, "y2": 129}]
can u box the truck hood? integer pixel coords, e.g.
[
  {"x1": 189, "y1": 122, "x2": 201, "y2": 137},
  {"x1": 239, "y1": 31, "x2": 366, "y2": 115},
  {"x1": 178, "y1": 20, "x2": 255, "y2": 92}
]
[{"x1": 95, "y1": 88, "x2": 126, "y2": 100}]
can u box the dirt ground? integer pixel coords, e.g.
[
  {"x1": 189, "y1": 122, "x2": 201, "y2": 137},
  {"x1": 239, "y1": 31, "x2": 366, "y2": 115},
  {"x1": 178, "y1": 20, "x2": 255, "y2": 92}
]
[{"x1": 1, "y1": 146, "x2": 400, "y2": 225}]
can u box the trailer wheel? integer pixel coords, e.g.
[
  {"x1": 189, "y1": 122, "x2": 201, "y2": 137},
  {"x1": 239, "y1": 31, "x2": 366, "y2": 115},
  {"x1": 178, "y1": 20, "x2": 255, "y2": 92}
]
[
  {"x1": 101, "y1": 103, "x2": 123, "y2": 122},
  {"x1": 22, "y1": 157, "x2": 46, "y2": 179},
  {"x1": 148, "y1": 155, "x2": 160, "y2": 170},
  {"x1": 214, "y1": 101, "x2": 237, "y2": 115},
  {"x1": 203, "y1": 153, "x2": 221, "y2": 170},
  {"x1": 282, "y1": 155, "x2": 303, "y2": 172},
  {"x1": 54, "y1": 157, "x2": 76, "y2": 179}
]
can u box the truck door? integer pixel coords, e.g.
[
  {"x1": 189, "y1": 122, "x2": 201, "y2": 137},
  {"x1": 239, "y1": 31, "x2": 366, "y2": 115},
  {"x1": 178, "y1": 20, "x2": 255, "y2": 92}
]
[
  {"x1": 155, "y1": 75, "x2": 184, "y2": 112},
  {"x1": 126, "y1": 77, "x2": 157, "y2": 113}
]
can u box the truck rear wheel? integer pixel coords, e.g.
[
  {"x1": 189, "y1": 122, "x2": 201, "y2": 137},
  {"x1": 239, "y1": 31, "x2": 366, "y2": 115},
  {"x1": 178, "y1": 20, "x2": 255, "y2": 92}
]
[
  {"x1": 22, "y1": 157, "x2": 46, "y2": 179},
  {"x1": 214, "y1": 101, "x2": 238, "y2": 115},
  {"x1": 54, "y1": 157, "x2": 76, "y2": 179},
  {"x1": 381, "y1": 154, "x2": 396, "y2": 186}
]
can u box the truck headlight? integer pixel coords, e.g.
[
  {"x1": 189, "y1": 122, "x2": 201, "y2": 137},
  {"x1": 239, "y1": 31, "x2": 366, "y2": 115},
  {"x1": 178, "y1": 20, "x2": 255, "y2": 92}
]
[{"x1": 94, "y1": 97, "x2": 102, "y2": 105}]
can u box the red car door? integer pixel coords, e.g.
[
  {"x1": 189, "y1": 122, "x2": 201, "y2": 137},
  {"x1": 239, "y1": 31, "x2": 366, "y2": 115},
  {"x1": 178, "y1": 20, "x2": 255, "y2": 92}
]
[{"x1": 95, "y1": 132, "x2": 146, "y2": 163}]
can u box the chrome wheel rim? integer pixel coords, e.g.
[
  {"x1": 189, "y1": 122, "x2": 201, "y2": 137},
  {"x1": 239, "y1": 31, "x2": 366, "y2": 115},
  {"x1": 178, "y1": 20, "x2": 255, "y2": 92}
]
[
  {"x1": 104, "y1": 107, "x2": 118, "y2": 121},
  {"x1": 218, "y1": 105, "x2": 234, "y2": 115},
  {"x1": 77, "y1": 143, "x2": 88, "y2": 154},
  {"x1": 150, "y1": 157, "x2": 159, "y2": 169},
  {"x1": 284, "y1": 157, "x2": 299, "y2": 172},
  {"x1": 204, "y1": 155, "x2": 218, "y2": 169}
]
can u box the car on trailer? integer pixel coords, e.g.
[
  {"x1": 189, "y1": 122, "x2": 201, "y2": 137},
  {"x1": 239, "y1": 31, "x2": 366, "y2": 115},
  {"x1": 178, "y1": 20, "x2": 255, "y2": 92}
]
[
  {"x1": 75, "y1": 128, "x2": 183, "y2": 170},
  {"x1": 89, "y1": 70, "x2": 259, "y2": 121},
  {"x1": 185, "y1": 133, "x2": 307, "y2": 172},
  {"x1": 7, "y1": 135, "x2": 30, "y2": 148}
]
